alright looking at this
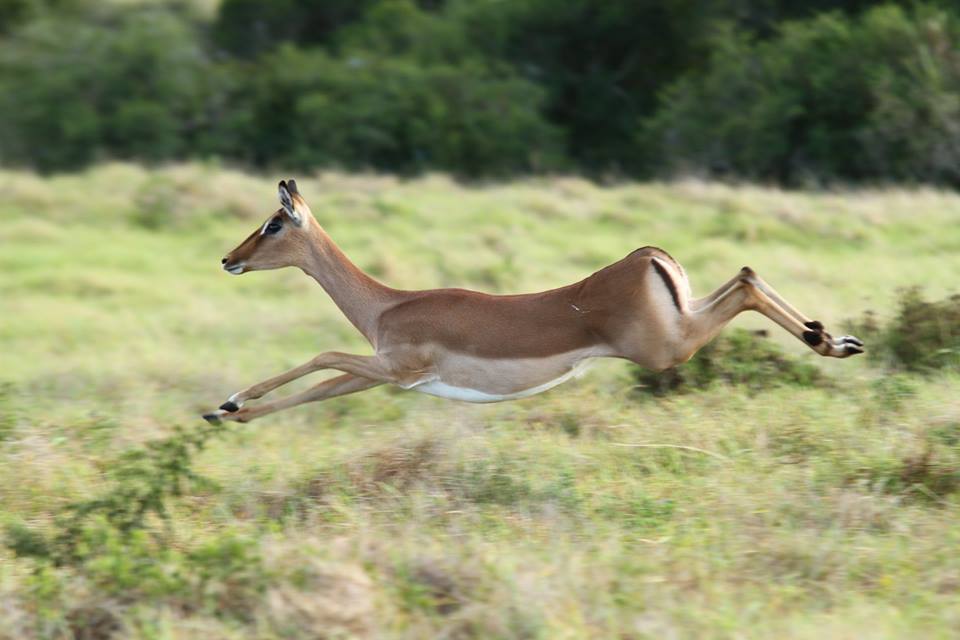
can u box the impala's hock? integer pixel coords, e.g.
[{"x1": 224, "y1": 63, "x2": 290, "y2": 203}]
[{"x1": 203, "y1": 180, "x2": 863, "y2": 424}]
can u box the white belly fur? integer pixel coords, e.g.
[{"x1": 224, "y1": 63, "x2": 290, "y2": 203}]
[{"x1": 411, "y1": 359, "x2": 592, "y2": 403}]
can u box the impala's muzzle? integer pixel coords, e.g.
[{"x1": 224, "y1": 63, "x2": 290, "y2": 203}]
[{"x1": 222, "y1": 256, "x2": 245, "y2": 275}]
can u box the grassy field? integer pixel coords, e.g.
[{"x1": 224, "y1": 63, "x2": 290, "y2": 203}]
[{"x1": 1, "y1": 163, "x2": 959, "y2": 639}]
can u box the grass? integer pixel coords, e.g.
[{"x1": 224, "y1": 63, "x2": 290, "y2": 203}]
[{"x1": 0, "y1": 162, "x2": 959, "y2": 638}]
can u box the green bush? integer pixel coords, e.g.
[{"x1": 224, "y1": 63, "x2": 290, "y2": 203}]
[
  {"x1": 0, "y1": 5, "x2": 217, "y2": 171},
  {"x1": 213, "y1": 0, "x2": 378, "y2": 58},
  {"x1": 2, "y1": 0, "x2": 958, "y2": 179},
  {"x1": 227, "y1": 45, "x2": 563, "y2": 176},
  {"x1": 847, "y1": 288, "x2": 960, "y2": 371},
  {"x1": 647, "y1": 4, "x2": 960, "y2": 185},
  {"x1": 3, "y1": 420, "x2": 268, "y2": 617},
  {"x1": 633, "y1": 328, "x2": 824, "y2": 396}
]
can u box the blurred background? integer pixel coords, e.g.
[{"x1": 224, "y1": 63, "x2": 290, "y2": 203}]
[
  {"x1": 2, "y1": 2, "x2": 960, "y2": 639},
  {"x1": 3, "y1": 0, "x2": 960, "y2": 184}
]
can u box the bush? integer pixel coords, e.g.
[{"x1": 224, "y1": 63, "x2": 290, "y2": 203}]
[
  {"x1": 4, "y1": 420, "x2": 269, "y2": 618},
  {"x1": 226, "y1": 45, "x2": 564, "y2": 176},
  {"x1": 213, "y1": 0, "x2": 379, "y2": 58},
  {"x1": 647, "y1": 4, "x2": 960, "y2": 186},
  {"x1": 847, "y1": 287, "x2": 960, "y2": 371},
  {"x1": 633, "y1": 328, "x2": 824, "y2": 396},
  {"x1": 0, "y1": 5, "x2": 218, "y2": 171},
  {"x1": 2, "y1": 0, "x2": 958, "y2": 179}
]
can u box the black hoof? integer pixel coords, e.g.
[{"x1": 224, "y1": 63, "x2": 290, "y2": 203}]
[
  {"x1": 803, "y1": 330, "x2": 824, "y2": 346},
  {"x1": 804, "y1": 320, "x2": 824, "y2": 332},
  {"x1": 845, "y1": 344, "x2": 864, "y2": 355},
  {"x1": 841, "y1": 336, "x2": 864, "y2": 347},
  {"x1": 219, "y1": 401, "x2": 240, "y2": 412},
  {"x1": 202, "y1": 413, "x2": 222, "y2": 425}
]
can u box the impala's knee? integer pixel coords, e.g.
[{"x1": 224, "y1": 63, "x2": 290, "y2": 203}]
[
  {"x1": 310, "y1": 353, "x2": 332, "y2": 367},
  {"x1": 735, "y1": 277, "x2": 763, "y2": 309},
  {"x1": 738, "y1": 266, "x2": 758, "y2": 287}
]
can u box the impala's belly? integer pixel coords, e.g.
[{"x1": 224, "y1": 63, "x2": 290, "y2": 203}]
[{"x1": 408, "y1": 350, "x2": 594, "y2": 403}]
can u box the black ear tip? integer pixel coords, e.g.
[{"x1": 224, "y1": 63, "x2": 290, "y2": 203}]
[
  {"x1": 286, "y1": 178, "x2": 299, "y2": 194},
  {"x1": 278, "y1": 179, "x2": 287, "y2": 191}
]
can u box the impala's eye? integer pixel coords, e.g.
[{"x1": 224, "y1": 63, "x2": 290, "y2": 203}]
[{"x1": 265, "y1": 220, "x2": 282, "y2": 235}]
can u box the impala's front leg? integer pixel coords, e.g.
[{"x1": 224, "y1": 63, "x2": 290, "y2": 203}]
[
  {"x1": 205, "y1": 374, "x2": 382, "y2": 424},
  {"x1": 205, "y1": 351, "x2": 401, "y2": 420}
]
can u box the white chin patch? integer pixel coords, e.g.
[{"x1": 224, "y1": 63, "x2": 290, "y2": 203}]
[{"x1": 225, "y1": 265, "x2": 245, "y2": 275}]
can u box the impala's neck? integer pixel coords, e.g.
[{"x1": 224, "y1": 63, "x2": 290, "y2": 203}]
[{"x1": 300, "y1": 223, "x2": 397, "y2": 345}]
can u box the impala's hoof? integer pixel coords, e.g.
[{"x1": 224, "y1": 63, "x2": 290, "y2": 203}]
[
  {"x1": 219, "y1": 400, "x2": 240, "y2": 413},
  {"x1": 202, "y1": 412, "x2": 222, "y2": 425},
  {"x1": 838, "y1": 335, "x2": 865, "y2": 355}
]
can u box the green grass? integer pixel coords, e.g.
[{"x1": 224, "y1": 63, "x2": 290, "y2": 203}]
[{"x1": 1, "y1": 162, "x2": 959, "y2": 638}]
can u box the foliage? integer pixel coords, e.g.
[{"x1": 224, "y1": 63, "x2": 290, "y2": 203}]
[
  {"x1": 221, "y1": 45, "x2": 563, "y2": 175},
  {"x1": 633, "y1": 328, "x2": 824, "y2": 395},
  {"x1": 213, "y1": 0, "x2": 380, "y2": 58},
  {"x1": 7, "y1": 421, "x2": 218, "y2": 562},
  {"x1": 3, "y1": 420, "x2": 269, "y2": 617},
  {"x1": 0, "y1": 3, "x2": 219, "y2": 171},
  {"x1": 648, "y1": 4, "x2": 960, "y2": 185},
  {"x1": 2, "y1": 0, "x2": 957, "y2": 180},
  {"x1": 848, "y1": 287, "x2": 960, "y2": 372}
]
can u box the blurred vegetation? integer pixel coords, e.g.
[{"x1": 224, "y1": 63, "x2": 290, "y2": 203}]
[
  {"x1": 648, "y1": 4, "x2": 960, "y2": 185},
  {"x1": 848, "y1": 288, "x2": 960, "y2": 372},
  {"x1": 3, "y1": 0, "x2": 960, "y2": 182}
]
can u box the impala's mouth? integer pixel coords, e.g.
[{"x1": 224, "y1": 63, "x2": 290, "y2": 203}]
[{"x1": 224, "y1": 263, "x2": 245, "y2": 275}]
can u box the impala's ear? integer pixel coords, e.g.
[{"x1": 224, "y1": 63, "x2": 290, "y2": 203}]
[{"x1": 278, "y1": 180, "x2": 303, "y2": 226}]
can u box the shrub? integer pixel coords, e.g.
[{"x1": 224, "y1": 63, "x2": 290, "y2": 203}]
[
  {"x1": 213, "y1": 0, "x2": 379, "y2": 58},
  {"x1": 847, "y1": 287, "x2": 960, "y2": 371},
  {"x1": 647, "y1": 4, "x2": 960, "y2": 186},
  {"x1": 3, "y1": 420, "x2": 269, "y2": 618},
  {"x1": 0, "y1": 5, "x2": 219, "y2": 171},
  {"x1": 224, "y1": 45, "x2": 564, "y2": 176},
  {"x1": 632, "y1": 328, "x2": 824, "y2": 396}
]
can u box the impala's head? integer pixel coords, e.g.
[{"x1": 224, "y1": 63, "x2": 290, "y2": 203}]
[{"x1": 221, "y1": 179, "x2": 316, "y2": 275}]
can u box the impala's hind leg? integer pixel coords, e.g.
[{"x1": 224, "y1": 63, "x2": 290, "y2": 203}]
[
  {"x1": 204, "y1": 374, "x2": 382, "y2": 424},
  {"x1": 687, "y1": 268, "x2": 864, "y2": 358}
]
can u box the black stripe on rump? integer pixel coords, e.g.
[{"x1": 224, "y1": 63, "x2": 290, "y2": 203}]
[{"x1": 651, "y1": 258, "x2": 681, "y2": 312}]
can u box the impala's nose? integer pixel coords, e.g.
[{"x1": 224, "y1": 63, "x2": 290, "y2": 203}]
[{"x1": 222, "y1": 256, "x2": 245, "y2": 275}]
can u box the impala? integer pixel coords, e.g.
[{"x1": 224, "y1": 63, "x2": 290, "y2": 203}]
[{"x1": 203, "y1": 180, "x2": 863, "y2": 423}]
